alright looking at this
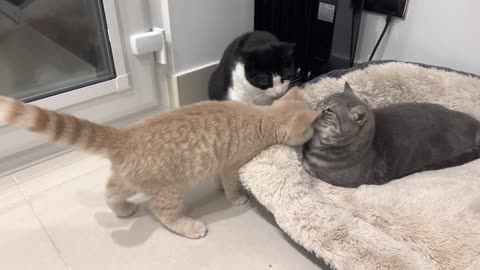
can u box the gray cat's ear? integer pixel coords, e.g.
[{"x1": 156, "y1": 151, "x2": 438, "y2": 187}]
[
  {"x1": 343, "y1": 82, "x2": 356, "y2": 97},
  {"x1": 350, "y1": 105, "x2": 368, "y2": 126}
]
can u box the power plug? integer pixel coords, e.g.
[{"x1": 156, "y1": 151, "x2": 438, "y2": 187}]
[{"x1": 363, "y1": 0, "x2": 409, "y2": 18}]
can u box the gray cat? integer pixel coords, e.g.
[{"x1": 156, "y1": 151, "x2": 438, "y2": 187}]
[{"x1": 302, "y1": 82, "x2": 480, "y2": 187}]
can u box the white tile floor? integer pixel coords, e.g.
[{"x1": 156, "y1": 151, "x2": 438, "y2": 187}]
[{"x1": 0, "y1": 151, "x2": 327, "y2": 270}]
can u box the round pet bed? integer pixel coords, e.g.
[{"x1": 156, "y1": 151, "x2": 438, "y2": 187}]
[{"x1": 240, "y1": 61, "x2": 480, "y2": 270}]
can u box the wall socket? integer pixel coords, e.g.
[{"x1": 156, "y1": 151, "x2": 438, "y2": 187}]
[{"x1": 363, "y1": 0, "x2": 409, "y2": 18}]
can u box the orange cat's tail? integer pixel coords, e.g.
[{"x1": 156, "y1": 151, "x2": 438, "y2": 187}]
[{"x1": 0, "y1": 96, "x2": 122, "y2": 158}]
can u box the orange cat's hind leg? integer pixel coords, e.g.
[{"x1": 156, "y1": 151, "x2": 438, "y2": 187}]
[
  {"x1": 105, "y1": 173, "x2": 138, "y2": 218},
  {"x1": 220, "y1": 170, "x2": 249, "y2": 205},
  {"x1": 214, "y1": 175, "x2": 224, "y2": 191},
  {"x1": 150, "y1": 187, "x2": 208, "y2": 239}
]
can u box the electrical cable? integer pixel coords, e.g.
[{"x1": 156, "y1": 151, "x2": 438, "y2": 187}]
[
  {"x1": 349, "y1": 9, "x2": 356, "y2": 67},
  {"x1": 349, "y1": 7, "x2": 356, "y2": 66},
  {"x1": 368, "y1": 14, "x2": 393, "y2": 61},
  {"x1": 349, "y1": 0, "x2": 364, "y2": 67}
]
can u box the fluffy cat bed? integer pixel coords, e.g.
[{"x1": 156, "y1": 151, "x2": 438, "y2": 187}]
[{"x1": 239, "y1": 61, "x2": 480, "y2": 270}]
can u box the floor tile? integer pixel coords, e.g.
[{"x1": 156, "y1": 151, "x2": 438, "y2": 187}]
[
  {"x1": 14, "y1": 153, "x2": 110, "y2": 197},
  {"x1": 13, "y1": 151, "x2": 89, "y2": 182},
  {"x1": 0, "y1": 175, "x2": 24, "y2": 209},
  {"x1": 0, "y1": 201, "x2": 67, "y2": 270},
  {"x1": 29, "y1": 165, "x2": 322, "y2": 270}
]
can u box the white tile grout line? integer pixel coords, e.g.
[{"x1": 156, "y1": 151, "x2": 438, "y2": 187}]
[
  {"x1": 11, "y1": 174, "x2": 72, "y2": 270},
  {"x1": 14, "y1": 153, "x2": 97, "y2": 184},
  {"x1": 16, "y1": 160, "x2": 110, "y2": 199}
]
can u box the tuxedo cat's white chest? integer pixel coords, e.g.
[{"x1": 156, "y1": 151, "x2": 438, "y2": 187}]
[{"x1": 227, "y1": 62, "x2": 288, "y2": 105}]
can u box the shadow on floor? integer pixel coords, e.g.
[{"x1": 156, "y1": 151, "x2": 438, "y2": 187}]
[
  {"x1": 94, "y1": 186, "x2": 250, "y2": 247},
  {"x1": 92, "y1": 182, "x2": 331, "y2": 269}
]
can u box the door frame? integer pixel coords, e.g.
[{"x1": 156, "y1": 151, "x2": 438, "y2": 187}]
[{"x1": 0, "y1": 0, "x2": 172, "y2": 175}]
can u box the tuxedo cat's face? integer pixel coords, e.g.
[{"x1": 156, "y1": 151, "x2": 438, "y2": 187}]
[
  {"x1": 240, "y1": 42, "x2": 295, "y2": 98},
  {"x1": 313, "y1": 83, "x2": 371, "y2": 146}
]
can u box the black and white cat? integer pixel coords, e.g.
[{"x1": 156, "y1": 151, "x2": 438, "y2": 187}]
[{"x1": 209, "y1": 31, "x2": 296, "y2": 105}]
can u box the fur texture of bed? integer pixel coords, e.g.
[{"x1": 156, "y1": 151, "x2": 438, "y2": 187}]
[{"x1": 239, "y1": 62, "x2": 480, "y2": 270}]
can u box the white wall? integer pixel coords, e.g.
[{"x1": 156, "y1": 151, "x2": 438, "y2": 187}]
[
  {"x1": 168, "y1": 0, "x2": 254, "y2": 74},
  {"x1": 355, "y1": 0, "x2": 480, "y2": 75}
]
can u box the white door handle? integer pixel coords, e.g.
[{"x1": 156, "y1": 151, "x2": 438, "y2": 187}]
[{"x1": 130, "y1": 27, "x2": 167, "y2": 64}]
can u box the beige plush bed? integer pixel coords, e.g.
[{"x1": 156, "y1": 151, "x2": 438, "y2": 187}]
[{"x1": 240, "y1": 61, "x2": 480, "y2": 270}]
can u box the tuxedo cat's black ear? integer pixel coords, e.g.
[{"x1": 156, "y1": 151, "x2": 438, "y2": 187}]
[
  {"x1": 239, "y1": 51, "x2": 251, "y2": 62},
  {"x1": 350, "y1": 106, "x2": 368, "y2": 126},
  {"x1": 278, "y1": 43, "x2": 295, "y2": 56},
  {"x1": 240, "y1": 47, "x2": 257, "y2": 63},
  {"x1": 344, "y1": 82, "x2": 356, "y2": 97},
  {"x1": 275, "y1": 43, "x2": 295, "y2": 60}
]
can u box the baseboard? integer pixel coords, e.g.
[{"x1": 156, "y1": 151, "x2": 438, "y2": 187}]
[{"x1": 175, "y1": 62, "x2": 218, "y2": 106}]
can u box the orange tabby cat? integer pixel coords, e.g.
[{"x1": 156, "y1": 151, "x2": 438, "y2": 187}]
[{"x1": 0, "y1": 89, "x2": 319, "y2": 238}]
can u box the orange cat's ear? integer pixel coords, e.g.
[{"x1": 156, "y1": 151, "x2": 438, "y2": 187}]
[
  {"x1": 291, "y1": 109, "x2": 321, "y2": 130},
  {"x1": 281, "y1": 87, "x2": 300, "y2": 101},
  {"x1": 308, "y1": 110, "x2": 322, "y2": 122}
]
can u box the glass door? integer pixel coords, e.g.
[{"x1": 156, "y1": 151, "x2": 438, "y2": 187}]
[
  {"x1": 0, "y1": 0, "x2": 170, "y2": 173},
  {"x1": 0, "y1": 0, "x2": 116, "y2": 101}
]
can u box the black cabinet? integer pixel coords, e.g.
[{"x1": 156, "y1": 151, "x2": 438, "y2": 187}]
[{"x1": 255, "y1": 0, "x2": 363, "y2": 82}]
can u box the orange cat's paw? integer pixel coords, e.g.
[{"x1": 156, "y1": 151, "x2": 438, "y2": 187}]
[
  {"x1": 215, "y1": 177, "x2": 225, "y2": 192},
  {"x1": 184, "y1": 219, "x2": 208, "y2": 239},
  {"x1": 113, "y1": 202, "x2": 138, "y2": 218},
  {"x1": 227, "y1": 194, "x2": 249, "y2": 205}
]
